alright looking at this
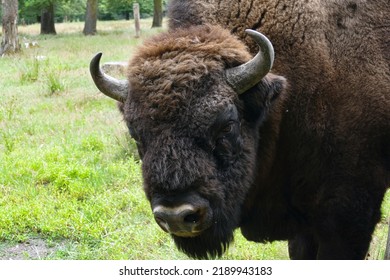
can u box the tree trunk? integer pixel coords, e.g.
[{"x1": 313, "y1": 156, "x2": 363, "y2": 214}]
[
  {"x1": 125, "y1": 11, "x2": 130, "y2": 21},
  {"x1": 0, "y1": 0, "x2": 20, "y2": 56},
  {"x1": 152, "y1": 0, "x2": 163, "y2": 28},
  {"x1": 83, "y1": 0, "x2": 98, "y2": 35},
  {"x1": 40, "y1": 3, "x2": 56, "y2": 35}
]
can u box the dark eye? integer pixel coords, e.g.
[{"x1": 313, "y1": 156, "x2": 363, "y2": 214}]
[
  {"x1": 128, "y1": 126, "x2": 145, "y2": 158},
  {"x1": 213, "y1": 121, "x2": 239, "y2": 152},
  {"x1": 221, "y1": 122, "x2": 233, "y2": 133},
  {"x1": 221, "y1": 122, "x2": 234, "y2": 134}
]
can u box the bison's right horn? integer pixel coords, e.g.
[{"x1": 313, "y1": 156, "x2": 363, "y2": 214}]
[
  {"x1": 225, "y1": 30, "x2": 275, "y2": 94},
  {"x1": 89, "y1": 52, "x2": 128, "y2": 102}
]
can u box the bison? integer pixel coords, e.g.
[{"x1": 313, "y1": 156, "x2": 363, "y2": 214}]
[{"x1": 89, "y1": 0, "x2": 390, "y2": 259}]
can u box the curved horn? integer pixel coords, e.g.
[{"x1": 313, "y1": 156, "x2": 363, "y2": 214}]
[
  {"x1": 225, "y1": 29, "x2": 275, "y2": 94},
  {"x1": 89, "y1": 52, "x2": 128, "y2": 102}
]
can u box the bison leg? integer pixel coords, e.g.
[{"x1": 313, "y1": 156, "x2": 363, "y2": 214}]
[
  {"x1": 315, "y1": 234, "x2": 371, "y2": 260},
  {"x1": 314, "y1": 224, "x2": 375, "y2": 260},
  {"x1": 313, "y1": 192, "x2": 383, "y2": 259},
  {"x1": 288, "y1": 232, "x2": 319, "y2": 260}
]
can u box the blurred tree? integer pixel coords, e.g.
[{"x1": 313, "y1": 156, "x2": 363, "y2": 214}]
[
  {"x1": 83, "y1": 0, "x2": 97, "y2": 35},
  {"x1": 40, "y1": 1, "x2": 56, "y2": 34},
  {"x1": 100, "y1": 0, "x2": 166, "y2": 20},
  {"x1": 16, "y1": 0, "x2": 166, "y2": 30},
  {"x1": 57, "y1": 0, "x2": 85, "y2": 22},
  {"x1": 1, "y1": 0, "x2": 21, "y2": 56},
  {"x1": 19, "y1": 0, "x2": 85, "y2": 24},
  {"x1": 100, "y1": 0, "x2": 133, "y2": 20},
  {"x1": 137, "y1": 0, "x2": 153, "y2": 16},
  {"x1": 21, "y1": 0, "x2": 57, "y2": 34},
  {"x1": 151, "y1": 0, "x2": 162, "y2": 27}
]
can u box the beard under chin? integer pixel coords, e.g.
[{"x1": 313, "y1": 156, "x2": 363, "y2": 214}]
[{"x1": 172, "y1": 222, "x2": 235, "y2": 259}]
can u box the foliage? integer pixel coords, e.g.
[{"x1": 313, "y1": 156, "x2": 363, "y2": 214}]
[
  {"x1": 45, "y1": 69, "x2": 66, "y2": 95},
  {"x1": 19, "y1": 0, "x2": 86, "y2": 24},
  {"x1": 57, "y1": 0, "x2": 86, "y2": 22},
  {"x1": 17, "y1": 55, "x2": 66, "y2": 95},
  {"x1": 16, "y1": 0, "x2": 168, "y2": 24},
  {"x1": 19, "y1": 57, "x2": 41, "y2": 84},
  {"x1": 98, "y1": 0, "x2": 168, "y2": 20}
]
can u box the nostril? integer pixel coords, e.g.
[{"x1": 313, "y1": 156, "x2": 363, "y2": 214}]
[
  {"x1": 153, "y1": 204, "x2": 210, "y2": 235},
  {"x1": 152, "y1": 202, "x2": 212, "y2": 237},
  {"x1": 183, "y1": 212, "x2": 200, "y2": 224},
  {"x1": 154, "y1": 211, "x2": 165, "y2": 222},
  {"x1": 155, "y1": 216, "x2": 165, "y2": 224},
  {"x1": 154, "y1": 213, "x2": 170, "y2": 232}
]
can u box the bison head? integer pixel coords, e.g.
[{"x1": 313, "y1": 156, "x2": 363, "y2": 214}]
[{"x1": 90, "y1": 25, "x2": 286, "y2": 259}]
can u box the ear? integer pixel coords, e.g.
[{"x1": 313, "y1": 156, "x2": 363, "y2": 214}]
[{"x1": 240, "y1": 73, "x2": 287, "y2": 124}]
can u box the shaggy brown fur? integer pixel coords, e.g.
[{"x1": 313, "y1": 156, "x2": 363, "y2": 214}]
[
  {"x1": 167, "y1": 0, "x2": 390, "y2": 259},
  {"x1": 115, "y1": 0, "x2": 389, "y2": 259},
  {"x1": 127, "y1": 25, "x2": 251, "y2": 122},
  {"x1": 123, "y1": 24, "x2": 287, "y2": 259}
]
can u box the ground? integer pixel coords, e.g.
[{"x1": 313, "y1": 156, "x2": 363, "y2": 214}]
[{"x1": 0, "y1": 238, "x2": 67, "y2": 260}]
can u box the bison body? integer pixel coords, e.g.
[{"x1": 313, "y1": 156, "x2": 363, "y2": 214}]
[{"x1": 90, "y1": 0, "x2": 390, "y2": 259}]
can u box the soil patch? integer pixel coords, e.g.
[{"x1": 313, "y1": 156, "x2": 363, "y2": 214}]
[{"x1": 0, "y1": 238, "x2": 66, "y2": 260}]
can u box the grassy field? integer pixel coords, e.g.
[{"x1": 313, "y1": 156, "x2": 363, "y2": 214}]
[{"x1": 0, "y1": 19, "x2": 389, "y2": 260}]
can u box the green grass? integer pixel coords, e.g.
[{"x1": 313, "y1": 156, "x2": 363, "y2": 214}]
[{"x1": 0, "y1": 19, "x2": 389, "y2": 260}]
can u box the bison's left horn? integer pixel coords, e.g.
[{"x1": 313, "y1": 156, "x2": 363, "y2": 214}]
[
  {"x1": 225, "y1": 30, "x2": 275, "y2": 94},
  {"x1": 89, "y1": 52, "x2": 128, "y2": 102}
]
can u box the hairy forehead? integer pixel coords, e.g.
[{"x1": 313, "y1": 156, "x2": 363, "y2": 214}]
[
  {"x1": 127, "y1": 65, "x2": 225, "y2": 121},
  {"x1": 124, "y1": 25, "x2": 250, "y2": 123},
  {"x1": 125, "y1": 78, "x2": 235, "y2": 134}
]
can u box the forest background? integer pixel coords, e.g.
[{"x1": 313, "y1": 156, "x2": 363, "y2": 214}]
[{"x1": 0, "y1": 0, "x2": 166, "y2": 37}]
